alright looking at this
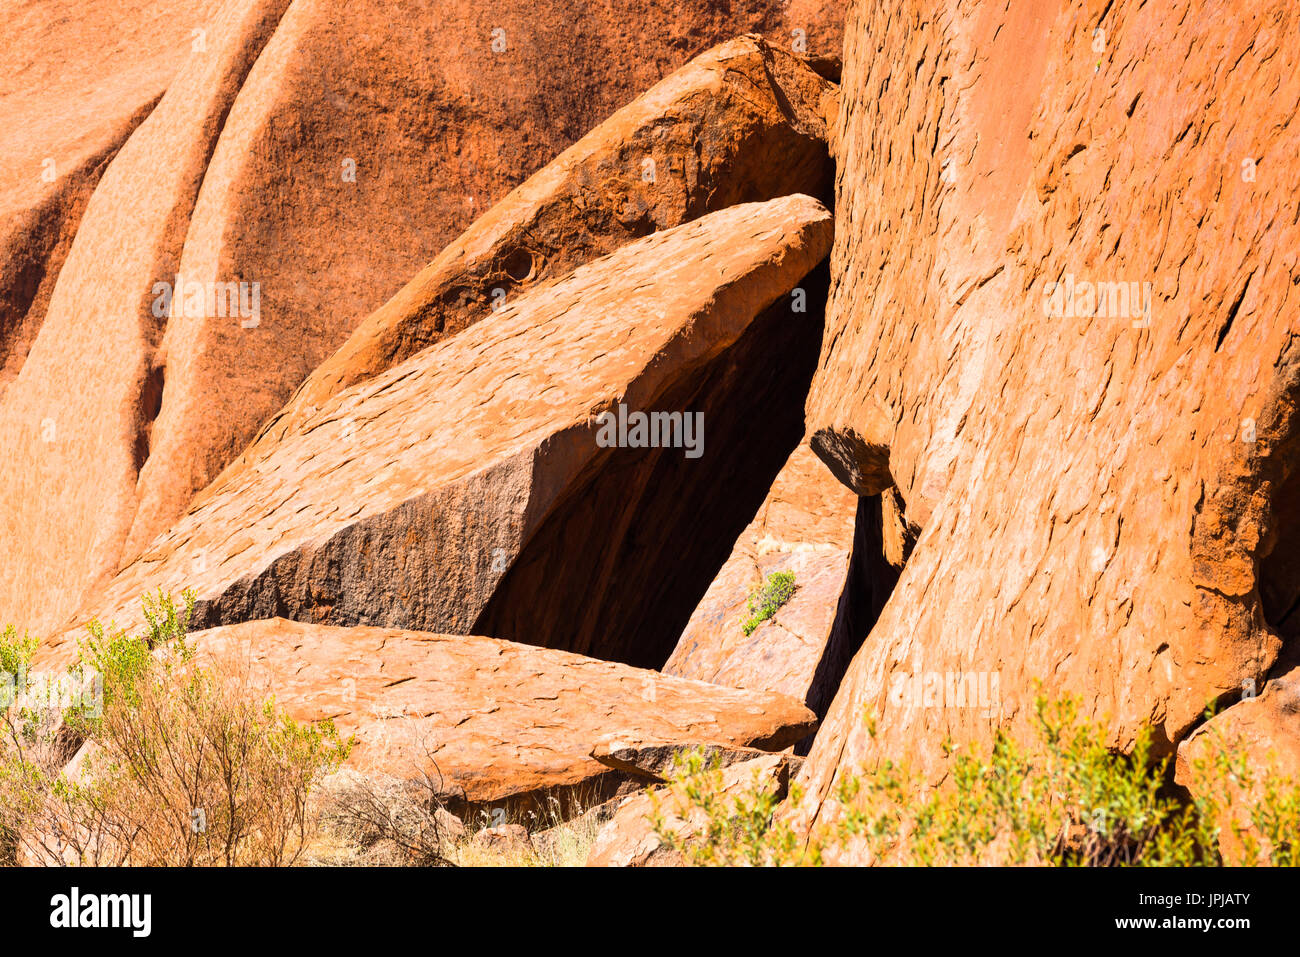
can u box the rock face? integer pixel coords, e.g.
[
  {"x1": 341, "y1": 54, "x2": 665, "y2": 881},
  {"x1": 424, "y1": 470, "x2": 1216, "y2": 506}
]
[
  {"x1": 37, "y1": 196, "x2": 833, "y2": 670},
  {"x1": 663, "y1": 438, "x2": 915, "y2": 721},
  {"x1": 586, "y1": 752, "x2": 797, "y2": 866},
  {"x1": 0, "y1": 0, "x2": 223, "y2": 389},
  {"x1": 186, "y1": 618, "x2": 817, "y2": 813},
  {"x1": 790, "y1": 0, "x2": 1300, "y2": 847},
  {"x1": 0, "y1": 3, "x2": 843, "y2": 640},
  {"x1": 0, "y1": 0, "x2": 296, "y2": 639},
  {"x1": 243, "y1": 35, "x2": 837, "y2": 460}
]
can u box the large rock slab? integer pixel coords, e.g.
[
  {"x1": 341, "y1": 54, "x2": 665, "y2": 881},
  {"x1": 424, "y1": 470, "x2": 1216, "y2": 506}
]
[
  {"x1": 790, "y1": 0, "x2": 1300, "y2": 846},
  {"x1": 37, "y1": 196, "x2": 833, "y2": 669},
  {"x1": 663, "y1": 439, "x2": 914, "y2": 717},
  {"x1": 121, "y1": 8, "x2": 845, "y2": 566},
  {"x1": 187, "y1": 618, "x2": 817, "y2": 813},
  {"x1": 0, "y1": 3, "x2": 844, "y2": 640},
  {"x1": 663, "y1": 440, "x2": 894, "y2": 715},
  {"x1": 239, "y1": 35, "x2": 837, "y2": 466}
]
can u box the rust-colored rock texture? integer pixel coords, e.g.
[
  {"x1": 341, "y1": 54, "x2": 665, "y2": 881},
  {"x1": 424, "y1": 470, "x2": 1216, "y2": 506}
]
[
  {"x1": 11, "y1": 0, "x2": 1299, "y2": 871},
  {"x1": 246, "y1": 35, "x2": 838, "y2": 455},
  {"x1": 185, "y1": 618, "x2": 816, "y2": 812},
  {"x1": 0, "y1": 0, "x2": 225, "y2": 389},
  {"x1": 37, "y1": 196, "x2": 833, "y2": 670},
  {"x1": 0, "y1": 0, "x2": 843, "y2": 639},
  {"x1": 788, "y1": 0, "x2": 1300, "y2": 849}
]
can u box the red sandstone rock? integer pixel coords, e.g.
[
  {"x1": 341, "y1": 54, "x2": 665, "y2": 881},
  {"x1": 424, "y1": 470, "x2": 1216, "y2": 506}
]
[
  {"x1": 237, "y1": 35, "x2": 836, "y2": 468},
  {"x1": 36, "y1": 196, "x2": 833, "y2": 669},
  {"x1": 591, "y1": 738, "x2": 800, "y2": 783},
  {"x1": 0, "y1": 0, "x2": 223, "y2": 390},
  {"x1": 663, "y1": 440, "x2": 914, "y2": 716},
  {"x1": 1176, "y1": 664, "x2": 1300, "y2": 862},
  {"x1": 0, "y1": 0, "x2": 295, "y2": 638},
  {"x1": 0, "y1": 3, "x2": 843, "y2": 641},
  {"x1": 186, "y1": 618, "x2": 817, "y2": 811},
  {"x1": 470, "y1": 824, "x2": 534, "y2": 854},
  {"x1": 663, "y1": 440, "x2": 857, "y2": 704},
  {"x1": 789, "y1": 0, "x2": 1300, "y2": 853}
]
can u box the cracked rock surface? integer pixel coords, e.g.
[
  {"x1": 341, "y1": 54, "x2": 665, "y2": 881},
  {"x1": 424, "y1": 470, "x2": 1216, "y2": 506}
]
[
  {"x1": 185, "y1": 618, "x2": 816, "y2": 810},
  {"x1": 789, "y1": 0, "x2": 1300, "y2": 849}
]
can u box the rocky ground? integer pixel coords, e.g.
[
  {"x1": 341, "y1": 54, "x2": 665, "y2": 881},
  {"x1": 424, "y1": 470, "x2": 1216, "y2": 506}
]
[{"x1": 1, "y1": 0, "x2": 1296, "y2": 866}]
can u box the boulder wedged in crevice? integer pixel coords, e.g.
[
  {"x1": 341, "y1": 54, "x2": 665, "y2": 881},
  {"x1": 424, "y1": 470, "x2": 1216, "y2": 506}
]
[
  {"x1": 659, "y1": 443, "x2": 911, "y2": 735},
  {"x1": 1174, "y1": 359, "x2": 1300, "y2": 859},
  {"x1": 1260, "y1": 418, "x2": 1300, "y2": 647}
]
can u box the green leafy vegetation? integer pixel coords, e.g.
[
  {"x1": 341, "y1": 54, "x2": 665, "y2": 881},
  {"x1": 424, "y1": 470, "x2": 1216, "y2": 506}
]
[
  {"x1": 651, "y1": 694, "x2": 1300, "y2": 866},
  {"x1": 0, "y1": 625, "x2": 36, "y2": 680},
  {"x1": 0, "y1": 591, "x2": 352, "y2": 865},
  {"x1": 741, "y1": 570, "x2": 796, "y2": 636}
]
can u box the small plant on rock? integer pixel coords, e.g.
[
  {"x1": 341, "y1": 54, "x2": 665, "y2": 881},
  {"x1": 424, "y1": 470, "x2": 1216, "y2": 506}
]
[{"x1": 741, "y1": 571, "x2": 796, "y2": 636}]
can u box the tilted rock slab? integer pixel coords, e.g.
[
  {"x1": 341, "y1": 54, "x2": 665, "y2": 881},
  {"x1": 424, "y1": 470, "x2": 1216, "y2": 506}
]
[
  {"x1": 0, "y1": 2, "x2": 843, "y2": 639},
  {"x1": 240, "y1": 35, "x2": 837, "y2": 463},
  {"x1": 37, "y1": 196, "x2": 833, "y2": 668},
  {"x1": 663, "y1": 440, "x2": 864, "y2": 712},
  {"x1": 789, "y1": 0, "x2": 1300, "y2": 847},
  {"x1": 122, "y1": 14, "x2": 838, "y2": 562},
  {"x1": 663, "y1": 439, "x2": 912, "y2": 717},
  {"x1": 186, "y1": 618, "x2": 817, "y2": 812}
]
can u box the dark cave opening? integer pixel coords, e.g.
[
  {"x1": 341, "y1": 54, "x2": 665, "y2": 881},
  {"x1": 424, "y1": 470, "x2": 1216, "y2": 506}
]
[
  {"x1": 804, "y1": 492, "x2": 907, "y2": 724},
  {"x1": 473, "y1": 262, "x2": 830, "y2": 670}
]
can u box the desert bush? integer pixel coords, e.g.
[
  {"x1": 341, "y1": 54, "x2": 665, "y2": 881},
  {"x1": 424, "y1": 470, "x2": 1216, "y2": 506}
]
[
  {"x1": 0, "y1": 591, "x2": 351, "y2": 866},
  {"x1": 651, "y1": 694, "x2": 1300, "y2": 866},
  {"x1": 319, "y1": 752, "x2": 460, "y2": 867},
  {"x1": 317, "y1": 770, "x2": 605, "y2": 867},
  {"x1": 741, "y1": 571, "x2": 796, "y2": 636},
  {"x1": 649, "y1": 750, "x2": 787, "y2": 866}
]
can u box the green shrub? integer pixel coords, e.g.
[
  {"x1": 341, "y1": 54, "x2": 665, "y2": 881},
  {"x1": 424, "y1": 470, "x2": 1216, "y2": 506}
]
[
  {"x1": 0, "y1": 625, "x2": 36, "y2": 679},
  {"x1": 651, "y1": 694, "x2": 1299, "y2": 866},
  {"x1": 741, "y1": 571, "x2": 796, "y2": 636},
  {"x1": 0, "y1": 590, "x2": 353, "y2": 865}
]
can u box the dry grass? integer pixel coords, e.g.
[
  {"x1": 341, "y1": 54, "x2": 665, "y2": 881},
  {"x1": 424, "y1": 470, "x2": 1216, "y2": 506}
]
[{"x1": 311, "y1": 769, "x2": 609, "y2": 867}]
